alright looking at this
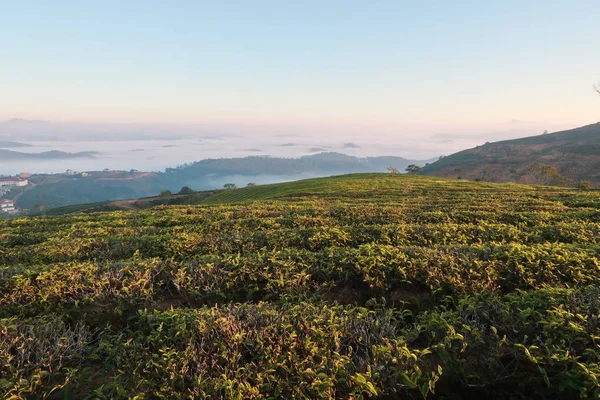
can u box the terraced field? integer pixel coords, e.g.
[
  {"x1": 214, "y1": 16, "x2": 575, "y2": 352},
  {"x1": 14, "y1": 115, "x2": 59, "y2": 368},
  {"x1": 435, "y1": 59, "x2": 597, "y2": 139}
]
[{"x1": 1, "y1": 174, "x2": 600, "y2": 399}]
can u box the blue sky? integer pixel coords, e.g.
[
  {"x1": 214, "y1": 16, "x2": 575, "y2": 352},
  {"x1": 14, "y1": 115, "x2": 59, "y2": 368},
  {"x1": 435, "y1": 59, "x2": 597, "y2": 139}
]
[{"x1": 1, "y1": 1, "x2": 598, "y2": 135}]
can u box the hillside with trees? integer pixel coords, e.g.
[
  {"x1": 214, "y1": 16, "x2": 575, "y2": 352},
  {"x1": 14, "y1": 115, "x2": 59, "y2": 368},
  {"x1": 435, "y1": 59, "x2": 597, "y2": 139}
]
[
  {"x1": 162, "y1": 152, "x2": 430, "y2": 182},
  {"x1": 15, "y1": 153, "x2": 432, "y2": 209},
  {"x1": 420, "y1": 122, "x2": 600, "y2": 187}
]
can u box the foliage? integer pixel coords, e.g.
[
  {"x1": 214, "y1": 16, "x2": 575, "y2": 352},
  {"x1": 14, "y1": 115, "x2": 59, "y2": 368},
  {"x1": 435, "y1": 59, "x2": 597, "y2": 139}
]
[
  {"x1": 1, "y1": 173, "x2": 600, "y2": 398},
  {"x1": 178, "y1": 186, "x2": 195, "y2": 195},
  {"x1": 405, "y1": 164, "x2": 422, "y2": 174},
  {"x1": 528, "y1": 163, "x2": 573, "y2": 187},
  {"x1": 577, "y1": 180, "x2": 592, "y2": 190}
]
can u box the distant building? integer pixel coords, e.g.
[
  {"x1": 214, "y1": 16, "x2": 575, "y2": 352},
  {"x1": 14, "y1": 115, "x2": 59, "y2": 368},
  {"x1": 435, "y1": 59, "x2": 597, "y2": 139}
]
[
  {"x1": 19, "y1": 172, "x2": 31, "y2": 178},
  {"x1": 0, "y1": 199, "x2": 15, "y2": 213},
  {"x1": 0, "y1": 178, "x2": 28, "y2": 188},
  {"x1": 80, "y1": 172, "x2": 89, "y2": 177}
]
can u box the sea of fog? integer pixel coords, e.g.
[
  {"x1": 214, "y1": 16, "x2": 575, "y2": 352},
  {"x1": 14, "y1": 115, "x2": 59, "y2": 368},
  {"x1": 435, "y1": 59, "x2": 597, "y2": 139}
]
[
  {"x1": 0, "y1": 118, "x2": 568, "y2": 176},
  {"x1": 0, "y1": 134, "x2": 457, "y2": 176}
]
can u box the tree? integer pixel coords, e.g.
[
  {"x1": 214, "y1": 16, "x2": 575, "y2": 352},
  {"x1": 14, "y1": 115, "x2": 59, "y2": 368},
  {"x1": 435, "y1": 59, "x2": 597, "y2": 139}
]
[
  {"x1": 160, "y1": 190, "x2": 172, "y2": 197},
  {"x1": 223, "y1": 183, "x2": 237, "y2": 190},
  {"x1": 247, "y1": 182, "x2": 256, "y2": 187},
  {"x1": 405, "y1": 164, "x2": 422, "y2": 174},
  {"x1": 178, "y1": 186, "x2": 194, "y2": 195},
  {"x1": 528, "y1": 163, "x2": 573, "y2": 187},
  {"x1": 577, "y1": 180, "x2": 592, "y2": 190},
  {"x1": 387, "y1": 167, "x2": 399, "y2": 174}
]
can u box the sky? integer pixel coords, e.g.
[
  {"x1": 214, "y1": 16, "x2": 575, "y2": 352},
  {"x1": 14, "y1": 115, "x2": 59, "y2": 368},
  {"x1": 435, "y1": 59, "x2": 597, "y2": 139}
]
[{"x1": 1, "y1": 1, "x2": 599, "y2": 137}]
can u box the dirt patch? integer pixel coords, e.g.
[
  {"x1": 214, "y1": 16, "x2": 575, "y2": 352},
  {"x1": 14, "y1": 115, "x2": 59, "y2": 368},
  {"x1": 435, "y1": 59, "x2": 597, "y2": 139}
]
[
  {"x1": 388, "y1": 288, "x2": 431, "y2": 304},
  {"x1": 154, "y1": 298, "x2": 184, "y2": 311},
  {"x1": 322, "y1": 286, "x2": 363, "y2": 304}
]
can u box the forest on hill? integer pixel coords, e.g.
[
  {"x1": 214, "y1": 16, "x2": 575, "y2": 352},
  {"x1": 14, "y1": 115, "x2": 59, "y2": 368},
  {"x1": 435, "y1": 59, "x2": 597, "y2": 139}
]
[
  {"x1": 2, "y1": 174, "x2": 600, "y2": 398},
  {"x1": 420, "y1": 122, "x2": 600, "y2": 187}
]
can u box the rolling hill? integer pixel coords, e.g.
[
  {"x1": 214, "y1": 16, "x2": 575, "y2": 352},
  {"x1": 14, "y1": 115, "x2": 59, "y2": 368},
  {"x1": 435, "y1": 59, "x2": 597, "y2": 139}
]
[
  {"x1": 33, "y1": 173, "x2": 443, "y2": 216},
  {"x1": 14, "y1": 152, "x2": 432, "y2": 209},
  {"x1": 2, "y1": 173, "x2": 600, "y2": 398},
  {"x1": 420, "y1": 122, "x2": 600, "y2": 187}
]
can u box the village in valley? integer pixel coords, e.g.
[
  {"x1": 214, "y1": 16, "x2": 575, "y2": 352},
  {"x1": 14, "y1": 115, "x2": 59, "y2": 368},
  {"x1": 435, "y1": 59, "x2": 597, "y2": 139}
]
[
  {"x1": 0, "y1": 168, "x2": 153, "y2": 217},
  {"x1": 0, "y1": 170, "x2": 90, "y2": 215},
  {"x1": 0, "y1": 175, "x2": 29, "y2": 214},
  {"x1": 0, "y1": 170, "x2": 87, "y2": 215}
]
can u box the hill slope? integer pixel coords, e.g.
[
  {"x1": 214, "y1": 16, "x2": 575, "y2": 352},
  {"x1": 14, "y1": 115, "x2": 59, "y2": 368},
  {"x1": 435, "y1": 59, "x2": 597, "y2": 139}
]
[
  {"x1": 2, "y1": 174, "x2": 600, "y2": 398},
  {"x1": 33, "y1": 173, "x2": 436, "y2": 215},
  {"x1": 420, "y1": 122, "x2": 600, "y2": 186},
  {"x1": 14, "y1": 152, "x2": 431, "y2": 209}
]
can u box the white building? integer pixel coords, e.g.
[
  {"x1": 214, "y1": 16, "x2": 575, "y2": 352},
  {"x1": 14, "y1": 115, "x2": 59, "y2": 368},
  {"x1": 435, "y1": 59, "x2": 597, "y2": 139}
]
[
  {"x1": 0, "y1": 178, "x2": 28, "y2": 188},
  {"x1": 0, "y1": 199, "x2": 15, "y2": 213}
]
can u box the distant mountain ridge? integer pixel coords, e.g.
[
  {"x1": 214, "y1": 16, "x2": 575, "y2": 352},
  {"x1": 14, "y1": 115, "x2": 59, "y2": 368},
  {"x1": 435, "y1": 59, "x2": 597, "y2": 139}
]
[
  {"x1": 0, "y1": 149, "x2": 98, "y2": 160},
  {"x1": 0, "y1": 140, "x2": 31, "y2": 148},
  {"x1": 420, "y1": 122, "x2": 600, "y2": 187},
  {"x1": 164, "y1": 152, "x2": 432, "y2": 181}
]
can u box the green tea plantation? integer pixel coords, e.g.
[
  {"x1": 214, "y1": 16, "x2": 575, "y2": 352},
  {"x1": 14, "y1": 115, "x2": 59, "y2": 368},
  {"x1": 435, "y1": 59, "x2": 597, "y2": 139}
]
[{"x1": 2, "y1": 173, "x2": 600, "y2": 399}]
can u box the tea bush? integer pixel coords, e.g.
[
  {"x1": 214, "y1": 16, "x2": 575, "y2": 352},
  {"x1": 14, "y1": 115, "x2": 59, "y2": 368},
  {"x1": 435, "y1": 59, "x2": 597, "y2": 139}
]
[{"x1": 1, "y1": 174, "x2": 600, "y2": 398}]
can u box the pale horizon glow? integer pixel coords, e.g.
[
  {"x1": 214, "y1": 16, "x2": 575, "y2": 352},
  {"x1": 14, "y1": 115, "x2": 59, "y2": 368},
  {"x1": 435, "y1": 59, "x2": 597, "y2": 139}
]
[{"x1": 1, "y1": 1, "x2": 599, "y2": 136}]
